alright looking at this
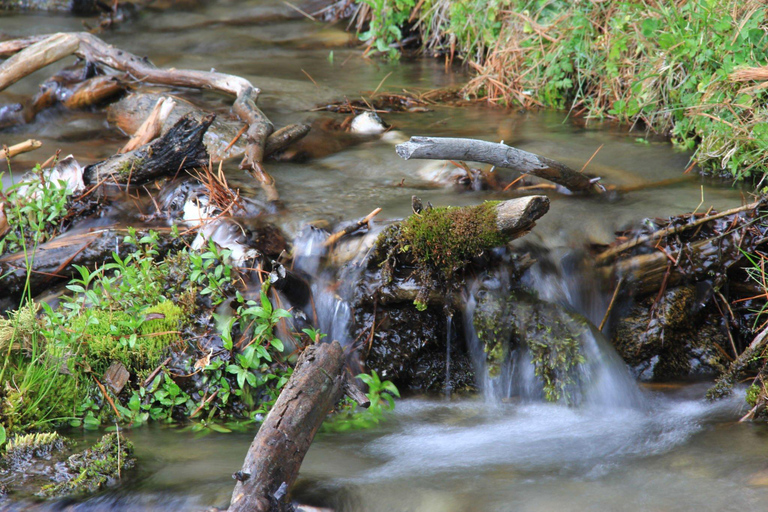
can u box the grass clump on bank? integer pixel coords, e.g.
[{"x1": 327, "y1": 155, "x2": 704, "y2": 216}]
[{"x1": 355, "y1": 0, "x2": 768, "y2": 180}]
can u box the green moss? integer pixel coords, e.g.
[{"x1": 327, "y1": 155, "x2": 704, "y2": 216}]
[
  {"x1": 38, "y1": 432, "x2": 134, "y2": 498},
  {"x1": 400, "y1": 202, "x2": 506, "y2": 276},
  {"x1": 746, "y1": 383, "x2": 761, "y2": 407},
  {"x1": 74, "y1": 303, "x2": 181, "y2": 378},
  {"x1": 510, "y1": 297, "x2": 587, "y2": 404},
  {"x1": 473, "y1": 290, "x2": 515, "y2": 378},
  {"x1": 139, "y1": 301, "x2": 183, "y2": 347},
  {"x1": 0, "y1": 302, "x2": 41, "y2": 354}
]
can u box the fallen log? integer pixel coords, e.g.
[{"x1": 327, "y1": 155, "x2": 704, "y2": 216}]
[
  {"x1": 83, "y1": 113, "x2": 213, "y2": 185},
  {"x1": 596, "y1": 199, "x2": 763, "y2": 265},
  {"x1": 396, "y1": 136, "x2": 605, "y2": 195},
  {"x1": 228, "y1": 340, "x2": 347, "y2": 512},
  {"x1": 0, "y1": 226, "x2": 188, "y2": 298},
  {"x1": 598, "y1": 199, "x2": 768, "y2": 297}
]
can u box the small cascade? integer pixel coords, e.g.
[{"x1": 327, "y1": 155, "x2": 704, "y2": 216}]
[
  {"x1": 465, "y1": 249, "x2": 644, "y2": 409},
  {"x1": 290, "y1": 228, "x2": 358, "y2": 348},
  {"x1": 444, "y1": 314, "x2": 453, "y2": 396}
]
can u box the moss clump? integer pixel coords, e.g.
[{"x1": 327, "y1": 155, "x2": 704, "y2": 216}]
[
  {"x1": 74, "y1": 302, "x2": 181, "y2": 378},
  {"x1": 509, "y1": 297, "x2": 587, "y2": 404},
  {"x1": 373, "y1": 202, "x2": 508, "y2": 310},
  {"x1": 2, "y1": 432, "x2": 68, "y2": 472},
  {"x1": 139, "y1": 301, "x2": 183, "y2": 348},
  {"x1": 400, "y1": 202, "x2": 505, "y2": 276},
  {"x1": 473, "y1": 290, "x2": 515, "y2": 378},
  {"x1": 0, "y1": 301, "x2": 41, "y2": 355},
  {"x1": 38, "y1": 432, "x2": 135, "y2": 498}
]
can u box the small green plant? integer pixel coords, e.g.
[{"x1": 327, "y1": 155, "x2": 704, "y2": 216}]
[
  {"x1": 0, "y1": 164, "x2": 72, "y2": 256},
  {"x1": 322, "y1": 371, "x2": 400, "y2": 432}
]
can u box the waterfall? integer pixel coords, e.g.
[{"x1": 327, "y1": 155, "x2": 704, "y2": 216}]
[
  {"x1": 445, "y1": 314, "x2": 453, "y2": 396},
  {"x1": 465, "y1": 249, "x2": 644, "y2": 408}
]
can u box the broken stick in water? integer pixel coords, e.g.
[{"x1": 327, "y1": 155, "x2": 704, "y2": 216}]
[
  {"x1": 0, "y1": 139, "x2": 42, "y2": 160},
  {"x1": 396, "y1": 136, "x2": 605, "y2": 195}
]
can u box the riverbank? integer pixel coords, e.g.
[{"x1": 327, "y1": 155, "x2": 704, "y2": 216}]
[{"x1": 353, "y1": 0, "x2": 768, "y2": 181}]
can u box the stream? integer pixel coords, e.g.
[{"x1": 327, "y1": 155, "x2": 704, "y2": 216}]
[{"x1": 2, "y1": 1, "x2": 768, "y2": 511}]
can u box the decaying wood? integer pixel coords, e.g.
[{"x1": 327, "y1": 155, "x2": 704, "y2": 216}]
[
  {"x1": 0, "y1": 138, "x2": 41, "y2": 160},
  {"x1": 228, "y1": 341, "x2": 351, "y2": 512},
  {"x1": 396, "y1": 136, "x2": 605, "y2": 195},
  {"x1": 0, "y1": 32, "x2": 279, "y2": 197},
  {"x1": 0, "y1": 226, "x2": 188, "y2": 298},
  {"x1": 120, "y1": 96, "x2": 176, "y2": 153},
  {"x1": 84, "y1": 113, "x2": 213, "y2": 185},
  {"x1": 596, "y1": 199, "x2": 762, "y2": 265},
  {"x1": 62, "y1": 74, "x2": 124, "y2": 109}
]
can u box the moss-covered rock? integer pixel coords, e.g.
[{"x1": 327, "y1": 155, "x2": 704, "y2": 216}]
[{"x1": 38, "y1": 432, "x2": 135, "y2": 498}]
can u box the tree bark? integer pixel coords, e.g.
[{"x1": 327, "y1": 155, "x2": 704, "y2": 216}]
[
  {"x1": 228, "y1": 340, "x2": 346, "y2": 512},
  {"x1": 396, "y1": 136, "x2": 604, "y2": 194},
  {"x1": 83, "y1": 112, "x2": 213, "y2": 185}
]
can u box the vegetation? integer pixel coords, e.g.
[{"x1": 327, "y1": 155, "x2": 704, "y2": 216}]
[
  {"x1": 376, "y1": 201, "x2": 506, "y2": 310},
  {"x1": 0, "y1": 164, "x2": 74, "y2": 255},
  {"x1": 322, "y1": 371, "x2": 399, "y2": 432},
  {"x1": 356, "y1": 0, "x2": 768, "y2": 180}
]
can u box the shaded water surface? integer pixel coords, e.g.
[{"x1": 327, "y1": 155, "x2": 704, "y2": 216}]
[{"x1": 0, "y1": 1, "x2": 762, "y2": 510}]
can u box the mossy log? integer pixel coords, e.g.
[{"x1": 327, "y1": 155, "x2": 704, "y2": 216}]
[
  {"x1": 396, "y1": 136, "x2": 604, "y2": 195},
  {"x1": 0, "y1": 227, "x2": 188, "y2": 299},
  {"x1": 228, "y1": 341, "x2": 346, "y2": 512},
  {"x1": 373, "y1": 196, "x2": 549, "y2": 270},
  {"x1": 83, "y1": 113, "x2": 213, "y2": 185}
]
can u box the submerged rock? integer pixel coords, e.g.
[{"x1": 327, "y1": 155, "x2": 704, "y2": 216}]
[
  {"x1": 0, "y1": 432, "x2": 133, "y2": 499},
  {"x1": 38, "y1": 432, "x2": 135, "y2": 498}
]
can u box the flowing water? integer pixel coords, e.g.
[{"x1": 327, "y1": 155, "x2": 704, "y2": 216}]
[{"x1": 2, "y1": 1, "x2": 768, "y2": 511}]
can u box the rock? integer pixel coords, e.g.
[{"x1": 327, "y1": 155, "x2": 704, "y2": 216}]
[{"x1": 612, "y1": 286, "x2": 728, "y2": 380}]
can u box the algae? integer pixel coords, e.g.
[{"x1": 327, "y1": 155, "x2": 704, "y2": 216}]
[{"x1": 38, "y1": 432, "x2": 135, "y2": 498}]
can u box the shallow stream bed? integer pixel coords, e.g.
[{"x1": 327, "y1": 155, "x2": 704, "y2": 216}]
[{"x1": 0, "y1": 1, "x2": 764, "y2": 511}]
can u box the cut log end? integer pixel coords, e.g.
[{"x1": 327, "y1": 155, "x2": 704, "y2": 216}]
[{"x1": 495, "y1": 195, "x2": 550, "y2": 235}]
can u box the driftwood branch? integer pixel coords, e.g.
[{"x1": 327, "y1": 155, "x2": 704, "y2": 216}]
[
  {"x1": 323, "y1": 207, "x2": 382, "y2": 247},
  {"x1": 396, "y1": 136, "x2": 604, "y2": 194},
  {"x1": 228, "y1": 340, "x2": 348, "y2": 512},
  {"x1": 0, "y1": 32, "x2": 278, "y2": 195},
  {"x1": 84, "y1": 113, "x2": 213, "y2": 185}
]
